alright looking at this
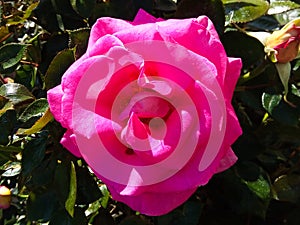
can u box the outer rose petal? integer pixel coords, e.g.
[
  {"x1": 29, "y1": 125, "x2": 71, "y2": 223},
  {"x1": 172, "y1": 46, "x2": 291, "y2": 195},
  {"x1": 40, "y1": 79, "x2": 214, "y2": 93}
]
[
  {"x1": 109, "y1": 183, "x2": 197, "y2": 216},
  {"x1": 60, "y1": 131, "x2": 82, "y2": 158},
  {"x1": 47, "y1": 85, "x2": 63, "y2": 125},
  {"x1": 132, "y1": 9, "x2": 164, "y2": 25}
]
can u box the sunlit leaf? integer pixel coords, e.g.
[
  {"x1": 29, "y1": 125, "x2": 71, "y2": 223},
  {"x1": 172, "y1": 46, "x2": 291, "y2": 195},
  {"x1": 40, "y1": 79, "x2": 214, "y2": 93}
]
[
  {"x1": 1, "y1": 161, "x2": 22, "y2": 177},
  {"x1": 17, "y1": 108, "x2": 53, "y2": 135},
  {"x1": 0, "y1": 83, "x2": 35, "y2": 107},
  {"x1": 243, "y1": 175, "x2": 271, "y2": 200},
  {"x1": 268, "y1": 0, "x2": 300, "y2": 15},
  {"x1": 65, "y1": 162, "x2": 77, "y2": 217},
  {"x1": 7, "y1": 2, "x2": 40, "y2": 25},
  {"x1": 262, "y1": 92, "x2": 282, "y2": 114},
  {"x1": 100, "y1": 184, "x2": 110, "y2": 208},
  {"x1": 19, "y1": 98, "x2": 49, "y2": 123},
  {"x1": 222, "y1": 0, "x2": 269, "y2": 23}
]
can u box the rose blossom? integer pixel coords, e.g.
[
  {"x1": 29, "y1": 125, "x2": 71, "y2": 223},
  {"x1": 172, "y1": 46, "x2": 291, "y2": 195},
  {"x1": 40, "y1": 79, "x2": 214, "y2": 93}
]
[{"x1": 47, "y1": 9, "x2": 242, "y2": 216}]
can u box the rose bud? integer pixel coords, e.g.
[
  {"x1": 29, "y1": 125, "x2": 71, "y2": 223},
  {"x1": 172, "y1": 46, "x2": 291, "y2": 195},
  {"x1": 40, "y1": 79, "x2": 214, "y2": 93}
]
[
  {"x1": 265, "y1": 17, "x2": 300, "y2": 63},
  {"x1": 0, "y1": 186, "x2": 12, "y2": 209}
]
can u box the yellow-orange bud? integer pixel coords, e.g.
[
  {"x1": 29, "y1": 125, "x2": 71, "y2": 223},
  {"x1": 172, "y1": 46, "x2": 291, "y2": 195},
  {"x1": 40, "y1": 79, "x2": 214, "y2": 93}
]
[
  {"x1": 265, "y1": 18, "x2": 300, "y2": 63},
  {"x1": 0, "y1": 186, "x2": 11, "y2": 209}
]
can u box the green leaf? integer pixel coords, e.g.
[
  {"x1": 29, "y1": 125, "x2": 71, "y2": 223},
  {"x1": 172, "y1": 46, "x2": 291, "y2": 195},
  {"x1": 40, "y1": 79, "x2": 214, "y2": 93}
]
[
  {"x1": 243, "y1": 175, "x2": 271, "y2": 200},
  {"x1": 17, "y1": 108, "x2": 53, "y2": 135},
  {"x1": 19, "y1": 98, "x2": 49, "y2": 123},
  {"x1": 273, "y1": 174, "x2": 300, "y2": 203},
  {"x1": 222, "y1": 31, "x2": 265, "y2": 72},
  {"x1": 70, "y1": 0, "x2": 96, "y2": 18},
  {"x1": 222, "y1": 0, "x2": 269, "y2": 23},
  {"x1": 7, "y1": 2, "x2": 40, "y2": 26},
  {"x1": 21, "y1": 131, "x2": 48, "y2": 176},
  {"x1": 0, "y1": 26, "x2": 10, "y2": 42},
  {"x1": 0, "y1": 43, "x2": 27, "y2": 73},
  {"x1": 76, "y1": 165, "x2": 102, "y2": 205},
  {"x1": 0, "y1": 83, "x2": 35, "y2": 106},
  {"x1": 100, "y1": 184, "x2": 110, "y2": 208},
  {"x1": 262, "y1": 92, "x2": 282, "y2": 115},
  {"x1": 49, "y1": 209, "x2": 73, "y2": 225},
  {"x1": 68, "y1": 28, "x2": 90, "y2": 59},
  {"x1": 0, "y1": 110, "x2": 17, "y2": 145},
  {"x1": 27, "y1": 190, "x2": 57, "y2": 221},
  {"x1": 1, "y1": 161, "x2": 22, "y2": 177},
  {"x1": 45, "y1": 48, "x2": 75, "y2": 90},
  {"x1": 65, "y1": 162, "x2": 77, "y2": 217},
  {"x1": 268, "y1": 0, "x2": 300, "y2": 15}
]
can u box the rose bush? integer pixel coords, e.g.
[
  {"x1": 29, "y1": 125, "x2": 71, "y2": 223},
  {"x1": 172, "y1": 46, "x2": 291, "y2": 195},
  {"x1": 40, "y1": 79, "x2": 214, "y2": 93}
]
[{"x1": 47, "y1": 9, "x2": 242, "y2": 216}]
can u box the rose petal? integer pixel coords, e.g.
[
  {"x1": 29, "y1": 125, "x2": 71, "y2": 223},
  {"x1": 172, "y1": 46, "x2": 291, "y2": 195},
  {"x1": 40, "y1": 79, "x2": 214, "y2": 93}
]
[
  {"x1": 132, "y1": 8, "x2": 163, "y2": 25},
  {"x1": 47, "y1": 85, "x2": 64, "y2": 125},
  {"x1": 60, "y1": 131, "x2": 82, "y2": 158}
]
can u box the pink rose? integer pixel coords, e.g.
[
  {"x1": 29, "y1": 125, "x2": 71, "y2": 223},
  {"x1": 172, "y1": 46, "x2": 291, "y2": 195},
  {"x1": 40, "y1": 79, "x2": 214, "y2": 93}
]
[{"x1": 47, "y1": 9, "x2": 242, "y2": 216}]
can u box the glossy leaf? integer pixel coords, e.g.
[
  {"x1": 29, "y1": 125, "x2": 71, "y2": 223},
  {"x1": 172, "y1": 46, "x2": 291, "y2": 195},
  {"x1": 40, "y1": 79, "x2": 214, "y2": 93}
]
[
  {"x1": 262, "y1": 92, "x2": 282, "y2": 115},
  {"x1": 0, "y1": 43, "x2": 27, "y2": 73},
  {"x1": 0, "y1": 83, "x2": 35, "y2": 106},
  {"x1": 19, "y1": 98, "x2": 49, "y2": 123},
  {"x1": 268, "y1": 0, "x2": 300, "y2": 15},
  {"x1": 243, "y1": 175, "x2": 271, "y2": 200},
  {"x1": 154, "y1": 0, "x2": 177, "y2": 11},
  {"x1": 222, "y1": 0, "x2": 269, "y2": 23}
]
